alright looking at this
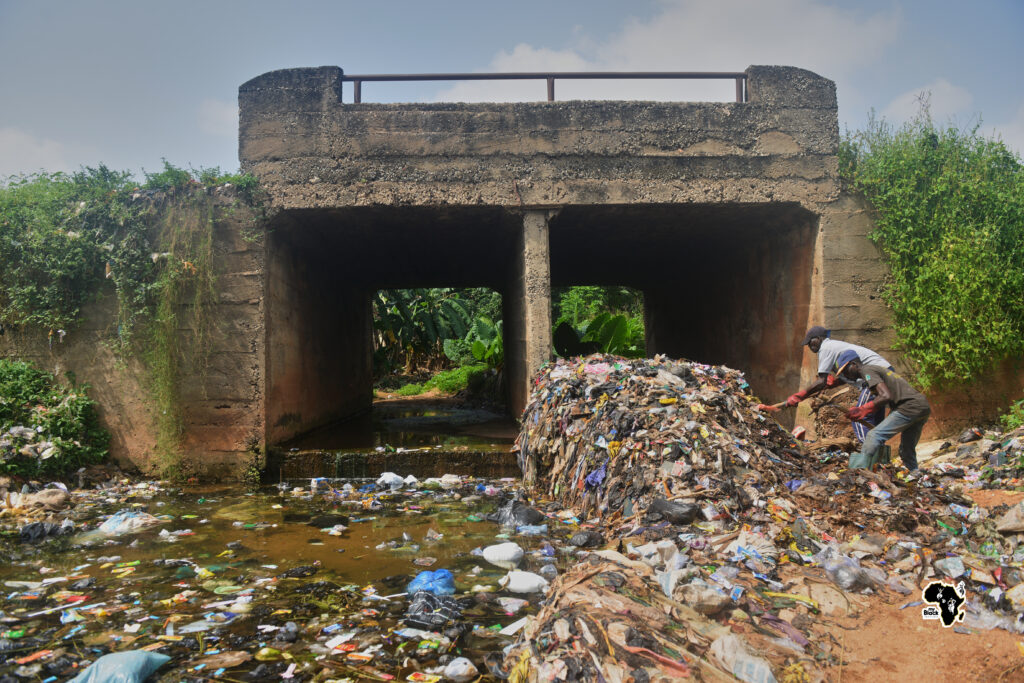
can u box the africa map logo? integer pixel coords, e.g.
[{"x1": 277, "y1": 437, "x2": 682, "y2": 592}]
[{"x1": 921, "y1": 580, "x2": 966, "y2": 627}]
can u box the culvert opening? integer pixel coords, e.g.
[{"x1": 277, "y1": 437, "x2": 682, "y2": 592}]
[
  {"x1": 549, "y1": 203, "x2": 817, "y2": 402},
  {"x1": 283, "y1": 284, "x2": 516, "y2": 452},
  {"x1": 264, "y1": 207, "x2": 523, "y2": 449}
]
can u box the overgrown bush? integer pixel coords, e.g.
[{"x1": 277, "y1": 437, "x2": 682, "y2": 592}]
[
  {"x1": 0, "y1": 359, "x2": 108, "y2": 476},
  {"x1": 840, "y1": 108, "x2": 1024, "y2": 387},
  {"x1": 1001, "y1": 398, "x2": 1024, "y2": 432},
  {"x1": 0, "y1": 162, "x2": 263, "y2": 471}
]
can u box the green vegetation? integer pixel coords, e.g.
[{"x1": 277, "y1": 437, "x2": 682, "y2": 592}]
[
  {"x1": 373, "y1": 288, "x2": 474, "y2": 374},
  {"x1": 0, "y1": 359, "x2": 109, "y2": 476},
  {"x1": 374, "y1": 288, "x2": 503, "y2": 398},
  {"x1": 374, "y1": 285, "x2": 646, "y2": 398},
  {"x1": 0, "y1": 163, "x2": 263, "y2": 473},
  {"x1": 389, "y1": 364, "x2": 489, "y2": 397},
  {"x1": 552, "y1": 285, "x2": 643, "y2": 330},
  {"x1": 552, "y1": 286, "x2": 645, "y2": 358},
  {"x1": 840, "y1": 108, "x2": 1024, "y2": 388},
  {"x1": 1001, "y1": 398, "x2": 1024, "y2": 432}
]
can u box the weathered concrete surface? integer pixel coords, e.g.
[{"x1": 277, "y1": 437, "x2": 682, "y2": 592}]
[
  {"x1": 504, "y1": 211, "x2": 553, "y2": 413},
  {"x1": 239, "y1": 64, "x2": 844, "y2": 419},
  {"x1": 263, "y1": 211, "x2": 373, "y2": 445},
  {"x1": 239, "y1": 65, "x2": 839, "y2": 213},
  {"x1": 0, "y1": 196, "x2": 266, "y2": 477}
]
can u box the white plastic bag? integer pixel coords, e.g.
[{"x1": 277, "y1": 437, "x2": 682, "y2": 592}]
[
  {"x1": 377, "y1": 472, "x2": 404, "y2": 490},
  {"x1": 709, "y1": 635, "x2": 777, "y2": 683},
  {"x1": 97, "y1": 510, "x2": 163, "y2": 535},
  {"x1": 482, "y1": 542, "x2": 524, "y2": 569},
  {"x1": 443, "y1": 656, "x2": 479, "y2": 682},
  {"x1": 500, "y1": 570, "x2": 549, "y2": 594}
]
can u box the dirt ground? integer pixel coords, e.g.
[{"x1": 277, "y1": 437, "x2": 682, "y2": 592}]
[
  {"x1": 829, "y1": 599, "x2": 1023, "y2": 682},
  {"x1": 967, "y1": 488, "x2": 1024, "y2": 509},
  {"x1": 819, "y1": 484, "x2": 1024, "y2": 681}
]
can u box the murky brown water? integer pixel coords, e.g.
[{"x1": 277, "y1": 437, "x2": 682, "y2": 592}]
[{"x1": 0, "y1": 478, "x2": 560, "y2": 681}]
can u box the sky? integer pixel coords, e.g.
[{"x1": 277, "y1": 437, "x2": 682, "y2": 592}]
[{"x1": 1, "y1": 0, "x2": 1022, "y2": 179}]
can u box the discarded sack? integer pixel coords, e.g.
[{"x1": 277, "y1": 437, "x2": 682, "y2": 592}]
[
  {"x1": 482, "y1": 542, "x2": 524, "y2": 569},
  {"x1": 442, "y1": 656, "x2": 480, "y2": 682},
  {"x1": 69, "y1": 650, "x2": 170, "y2": 683},
  {"x1": 405, "y1": 590, "x2": 462, "y2": 631},
  {"x1": 499, "y1": 570, "x2": 549, "y2": 594},
  {"x1": 407, "y1": 568, "x2": 456, "y2": 596},
  {"x1": 96, "y1": 509, "x2": 163, "y2": 535},
  {"x1": 488, "y1": 499, "x2": 546, "y2": 527}
]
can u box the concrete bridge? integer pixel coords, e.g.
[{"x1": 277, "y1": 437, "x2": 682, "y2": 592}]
[
  {"x1": 239, "y1": 65, "x2": 892, "y2": 447},
  {"x1": 1, "y1": 64, "x2": 907, "y2": 474}
]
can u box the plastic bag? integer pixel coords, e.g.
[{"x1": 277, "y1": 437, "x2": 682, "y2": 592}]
[
  {"x1": 70, "y1": 651, "x2": 170, "y2": 683},
  {"x1": 377, "y1": 472, "x2": 404, "y2": 490},
  {"x1": 569, "y1": 530, "x2": 603, "y2": 548},
  {"x1": 647, "y1": 498, "x2": 698, "y2": 524},
  {"x1": 443, "y1": 657, "x2": 479, "y2": 682},
  {"x1": 405, "y1": 590, "x2": 461, "y2": 630},
  {"x1": 499, "y1": 570, "x2": 549, "y2": 594},
  {"x1": 489, "y1": 500, "x2": 545, "y2": 527},
  {"x1": 958, "y1": 427, "x2": 983, "y2": 443},
  {"x1": 709, "y1": 635, "x2": 777, "y2": 683},
  {"x1": 439, "y1": 474, "x2": 462, "y2": 490},
  {"x1": 674, "y1": 581, "x2": 731, "y2": 615},
  {"x1": 814, "y1": 547, "x2": 882, "y2": 591},
  {"x1": 97, "y1": 509, "x2": 163, "y2": 536},
  {"x1": 482, "y1": 542, "x2": 524, "y2": 569},
  {"x1": 407, "y1": 569, "x2": 456, "y2": 596}
]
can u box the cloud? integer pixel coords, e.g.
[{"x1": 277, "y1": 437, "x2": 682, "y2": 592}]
[
  {"x1": 0, "y1": 127, "x2": 75, "y2": 178},
  {"x1": 434, "y1": 0, "x2": 901, "y2": 103},
  {"x1": 881, "y1": 78, "x2": 975, "y2": 124},
  {"x1": 198, "y1": 98, "x2": 237, "y2": 138}
]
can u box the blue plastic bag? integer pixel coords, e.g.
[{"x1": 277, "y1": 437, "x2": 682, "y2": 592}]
[
  {"x1": 407, "y1": 568, "x2": 455, "y2": 595},
  {"x1": 70, "y1": 651, "x2": 170, "y2": 683}
]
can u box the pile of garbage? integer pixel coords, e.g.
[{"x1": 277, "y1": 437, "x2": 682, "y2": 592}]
[{"x1": 503, "y1": 355, "x2": 1024, "y2": 681}]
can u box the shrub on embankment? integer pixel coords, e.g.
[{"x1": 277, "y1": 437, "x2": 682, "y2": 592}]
[
  {"x1": 0, "y1": 358, "x2": 108, "y2": 476},
  {"x1": 0, "y1": 163, "x2": 263, "y2": 473},
  {"x1": 840, "y1": 109, "x2": 1024, "y2": 389}
]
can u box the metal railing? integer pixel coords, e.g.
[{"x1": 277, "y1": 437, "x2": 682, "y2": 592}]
[{"x1": 342, "y1": 71, "x2": 747, "y2": 104}]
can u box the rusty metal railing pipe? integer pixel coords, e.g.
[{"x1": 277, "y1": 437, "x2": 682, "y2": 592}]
[{"x1": 341, "y1": 71, "x2": 749, "y2": 103}]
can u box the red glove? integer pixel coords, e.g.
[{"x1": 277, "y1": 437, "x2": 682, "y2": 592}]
[
  {"x1": 825, "y1": 373, "x2": 838, "y2": 387},
  {"x1": 786, "y1": 390, "x2": 808, "y2": 407},
  {"x1": 847, "y1": 401, "x2": 877, "y2": 422}
]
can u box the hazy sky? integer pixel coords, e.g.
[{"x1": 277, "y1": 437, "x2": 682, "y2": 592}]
[{"x1": 1, "y1": 0, "x2": 1021, "y2": 179}]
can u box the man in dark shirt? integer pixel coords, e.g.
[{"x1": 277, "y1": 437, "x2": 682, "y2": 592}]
[{"x1": 834, "y1": 349, "x2": 931, "y2": 472}]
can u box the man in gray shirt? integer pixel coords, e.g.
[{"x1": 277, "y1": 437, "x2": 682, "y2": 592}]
[{"x1": 784, "y1": 326, "x2": 894, "y2": 441}]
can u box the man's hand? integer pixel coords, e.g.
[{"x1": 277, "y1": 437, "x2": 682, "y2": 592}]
[
  {"x1": 786, "y1": 390, "x2": 808, "y2": 407},
  {"x1": 825, "y1": 373, "x2": 838, "y2": 387},
  {"x1": 847, "y1": 401, "x2": 877, "y2": 422}
]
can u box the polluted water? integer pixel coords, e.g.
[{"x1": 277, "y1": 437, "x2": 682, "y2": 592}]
[{"x1": 0, "y1": 474, "x2": 564, "y2": 682}]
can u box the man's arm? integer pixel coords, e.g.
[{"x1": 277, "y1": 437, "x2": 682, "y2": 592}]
[
  {"x1": 846, "y1": 377, "x2": 891, "y2": 421},
  {"x1": 786, "y1": 373, "x2": 837, "y2": 406}
]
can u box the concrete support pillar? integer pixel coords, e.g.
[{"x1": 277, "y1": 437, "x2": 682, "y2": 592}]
[{"x1": 505, "y1": 210, "x2": 553, "y2": 416}]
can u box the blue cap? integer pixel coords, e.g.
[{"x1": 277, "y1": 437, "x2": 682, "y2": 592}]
[{"x1": 833, "y1": 349, "x2": 861, "y2": 375}]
